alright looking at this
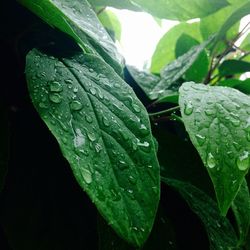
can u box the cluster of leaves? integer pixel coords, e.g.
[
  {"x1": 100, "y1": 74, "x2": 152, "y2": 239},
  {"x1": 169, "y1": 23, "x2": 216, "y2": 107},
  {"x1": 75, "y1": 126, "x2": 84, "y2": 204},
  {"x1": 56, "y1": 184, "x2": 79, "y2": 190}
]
[{"x1": 1, "y1": 0, "x2": 250, "y2": 249}]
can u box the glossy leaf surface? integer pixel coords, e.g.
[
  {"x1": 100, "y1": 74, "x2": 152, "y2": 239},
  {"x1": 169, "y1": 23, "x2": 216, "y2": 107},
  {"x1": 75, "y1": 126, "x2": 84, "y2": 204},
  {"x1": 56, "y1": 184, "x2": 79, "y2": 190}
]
[
  {"x1": 179, "y1": 82, "x2": 250, "y2": 215},
  {"x1": 151, "y1": 22, "x2": 202, "y2": 73},
  {"x1": 25, "y1": 49, "x2": 160, "y2": 247},
  {"x1": 218, "y1": 60, "x2": 250, "y2": 77},
  {"x1": 18, "y1": 0, "x2": 124, "y2": 74},
  {"x1": 219, "y1": 79, "x2": 250, "y2": 95},
  {"x1": 162, "y1": 178, "x2": 238, "y2": 250},
  {"x1": 130, "y1": 0, "x2": 228, "y2": 21}
]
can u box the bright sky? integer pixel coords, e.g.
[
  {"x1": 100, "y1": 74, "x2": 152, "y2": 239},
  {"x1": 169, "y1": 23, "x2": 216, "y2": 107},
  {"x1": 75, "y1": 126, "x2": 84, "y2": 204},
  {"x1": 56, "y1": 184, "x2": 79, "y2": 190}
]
[{"x1": 110, "y1": 8, "x2": 250, "y2": 71}]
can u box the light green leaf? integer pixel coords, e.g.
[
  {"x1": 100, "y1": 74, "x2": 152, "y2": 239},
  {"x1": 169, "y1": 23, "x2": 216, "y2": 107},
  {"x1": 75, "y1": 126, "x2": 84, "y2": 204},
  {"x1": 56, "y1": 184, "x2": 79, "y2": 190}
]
[
  {"x1": 175, "y1": 34, "x2": 209, "y2": 82},
  {"x1": 179, "y1": 82, "x2": 250, "y2": 215},
  {"x1": 241, "y1": 33, "x2": 250, "y2": 51},
  {"x1": 219, "y1": 79, "x2": 250, "y2": 95},
  {"x1": 98, "y1": 9, "x2": 122, "y2": 41},
  {"x1": 232, "y1": 178, "x2": 250, "y2": 246},
  {"x1": 212, "y1": 1, "x2": 250, "y2": 52},
  {"x1": 18, "y1": 0, "x2": 124, "y2": 74},
  {"x1": 150, "y1": 38, "x2": 212, "y2": 100},
  {"x1": 130, "y1": 0, "x2": 228, "y2": 21},
  {"x1": 151, "y1": 22, "x2": 202, "y2": 73},
  {"x1": 219, "y1": 60, "x2": 250, "y2": 76},
  {"x1": 25, "y1": 48, "x2": 160, "y2": 247},
  {"x1": 127, "y1": 66, "x2": 160, "y2": 100},
  {"x1": 162, "y1": 178, "x2": 238, "y2": 250},
  {"x1": 155, "y1": 94, "x2": 179, "y2": 104},
  {"x1": 88, "y1": 0, "x2": 140, "y2": 11}
]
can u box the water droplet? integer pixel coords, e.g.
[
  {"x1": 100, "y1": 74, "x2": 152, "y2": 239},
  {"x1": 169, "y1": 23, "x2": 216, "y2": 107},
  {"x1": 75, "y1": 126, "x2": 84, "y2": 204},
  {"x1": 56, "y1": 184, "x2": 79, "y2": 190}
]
[
  {"x1": 39, "y1": 102, "x2": 48, "y2": 109},
  {"x1": 140, "y1": 124, "x2": 149, "y2": 136},
  {"x1": 85, "y1": 115, "x2": 93, "y2": 123},
  {"x1": 102, "y1": 117, "x2": 110, "y2": 127},
  {"x1": 205, "y1": 109, "x2": 215, "y2": 116},
  {"x1": 65, "y1": 79, "x2": 73, "y2": 84},
  {"x1": 70, "y1": 100, "x2": 82, "y2": 111},
  {"x1": 231, "y1": 119, "x2": 240, "y2": 127},
  {"x1": 118, "y1": 160, "x2": 129, "y2": 170},
  {"x1": 195, "y1": 134, "x2": 206, "y2": 146},
  {"x1": 128, "y1": 175, "x2": 137, "y2": 185},
  {"x1": 95, "y1": 143, "x2": 102, "y2": 153},
  {"x1": 184, "y1": 101, "x2": 193, "y2": 115},
  {"x1": 110, "y1": 188, "x2": 121, "y2": 201},
  {"x1": 81, "y1": 168, "x2": 92, "y2": 184},
  {"x1": 237, "y1": 151, "x2": 249, "y2": 171},
  {"x1": 73, "y1": 87, "x2": 78, "y2": 93},
  {"x1": 132, "y1": 103, "x2": 141, "y2": 113},
  {"x1": 74, "y1": 128, "x2": 85, "y2": 148},
  {"x1": 49, "y1": 81, "x2": 63, "y2": 92},
  {"x1": 89, "y1": 87, "x2": 96, "y2": 95},
  {"x1": 49, "y1": 93, "x2": 62, "y2": 104},
  {"x1": 87, "y1": 131, "x2": 97, "y2": 142},
  {"x1": 207, "y1": 153, "x2": 216, "y2": 169}
]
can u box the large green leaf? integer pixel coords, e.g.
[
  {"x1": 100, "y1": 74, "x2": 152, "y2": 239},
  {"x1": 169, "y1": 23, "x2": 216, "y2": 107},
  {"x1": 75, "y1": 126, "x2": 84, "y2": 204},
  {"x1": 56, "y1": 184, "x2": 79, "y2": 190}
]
[
  {"x1": 127, "y1": 66, "x2": 160, "y2": 100},
  {"x1": 212, "y1": 1, "x2": 250, "y2": 52},
  {"x1": 130, "y1": 0, "x2": 228, "y2": 21},
  {"x1": 0, "y1": 103, "x2": 9, "y2": 192},
  {"x1": 150, "y1": 38, "x2": 212, "y2": 100},
  {"x1": 179, "y1": 82, "x2": 250, "y2": 215},
  {"x1": 25, "y1": 48, "x2": 160, "y2": 247},
  {"x1": 241, "y1": 33, "x2": 250, "y2": 51},
  {"x1": 98, "y1": 9, "x2": 122, "y2": 42},
  {"x1": 18, "y1": 0, "x2": 124, "y2": 74},
  {"x1": 88, "y1": 0, "x2": 140, "y2": 11},
  {"x1": 175, "y1": 34, "x2": 209, "y2": 82},
  {"x1": 151, "y1": 22, "x2": 202, "y2": 73},
  {"x1": 219, "y1": 79, "x2": 250, "y2": 95},
  {"x1": 162, "y1": 178, "x2": 238, "y2": 250},
  {"x1": 218, "y1": 60, "x2": 250, "y2": 77},
  {"x1": 232, "y1": 178, "x2": 250, "y2": 246}
]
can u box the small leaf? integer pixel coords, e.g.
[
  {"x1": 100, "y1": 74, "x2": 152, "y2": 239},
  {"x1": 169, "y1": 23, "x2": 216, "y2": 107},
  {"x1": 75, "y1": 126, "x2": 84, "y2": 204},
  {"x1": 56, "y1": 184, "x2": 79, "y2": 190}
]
[
  {"x1": 219, "y1": 79, "x2": 250, "y2": 95},
  {"x1": 212, "y1": 1, "x2": 250, "y2": 51},
  {"x1": 175, "y1": 34, "x2": 209, "y2": 82},
  {"x1": 98, "y1": 9, "x2": 122, "y2": 41},
  {"x1": 127, "y1": 66, "x2": 160, "y2": 100},
  {"x1": 130, "y1": 0, "x2": 228, "y2": 21},
  {"x1": 179, "y1": 82, "x2": 250, "y2": 215},
  {"x1": 18, "y1": 0, "x2": 124, "y2": 74},
  {"x1": 151, "y1": 22, "x2": 202, "y2": 73},
  {"x1": 162, "y1": 178, "x2": 238, "y2": 250},
  {"x1": 232, "y1": 178, "x2": 250, "y2": 246},
  {"x1": 219, "y1": 60, "x2": 250, "y2": 77},
  {"x1": 150, "y1": 38, "x2": 213, "y2": 100},
  {"x1": 25, "y1": 48, "x2": 160, "y2": 247}
]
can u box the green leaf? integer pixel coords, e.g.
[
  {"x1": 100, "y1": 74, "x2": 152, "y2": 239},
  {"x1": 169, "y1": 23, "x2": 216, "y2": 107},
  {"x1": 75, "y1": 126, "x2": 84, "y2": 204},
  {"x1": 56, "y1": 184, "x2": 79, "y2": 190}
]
[
  {"x1": 155, "y1": 94, "x2": 179, "y2": 104},
  {"x1": 151, "y1": 22, "x2": 202, "y2": 73},
  {"x1": 18, "y1": 0, "x2": 124, "y2": 74},
  {"x1": 127, "y1": 66, "x2": 160, "y2": 100},
  {"x1": 88, "y1": 0, "x2": 140, "y2": 11},
  {"x1": 0, "y1": 103, "x2": 9, "y2": 192},
  {"x1": 179, "y1": 82, "x2": 250, "y2": 215},
  {"x1": 212, "y1": 1, "x2": 250, "y2": 51},
  {"x1": 98, "y1": 9, "x2": 122, "y2": 42},
  {"x1": 25, "y1": 48, "x2": 160, "y2": 247},
  {"x1": 232, "y1": 178, "x2": 250, "y2": 246},
  {"x1": 241, "y1": 33, "x2": 250, "y2": 51},
  {"x1": 175, "y1": 34, "x2": 209, "y2": 82},
  {"x1": 150, "y1": 38, "x2": 212, "y2": 100},
  {"x1": 130, "y1": 0, "x2": 228, "y2": 21},
  {"x1": 219, "y1": 79, "x2": 250, "y2": 95},
  {"x1": 219, "y1": 60, "x2": 250, "y2": 76},
  {"x1": 162, "y1": 178, "x2": 238, "y2": 249}
]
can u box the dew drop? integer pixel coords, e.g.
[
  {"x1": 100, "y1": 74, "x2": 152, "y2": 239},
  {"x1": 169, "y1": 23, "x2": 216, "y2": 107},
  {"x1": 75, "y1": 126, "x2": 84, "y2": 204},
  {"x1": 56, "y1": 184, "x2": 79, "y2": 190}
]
[
  {"x1": 65, "y1": 79, "x2": 73, "y2": 84},
  {"x1": 89, "y1": 87, "x2": 96, "y2": 95},
  {"x1": 195, "y1": 134, "x2": 206, "y2": 146},
  {"x1": 102, "y1": 117, "x2": 110, "y2": 127},
  {"x1": 132, "y1": 103, "x2": 141, "y2": 113},
  {"x1": 49, "y1": 81, "x2": 63, "y2": 92},
  {"x1": 95, "y1": 143, "x2": 102, "y2": 153},
  {"x1": 237, "y1": 151, "x2": 249, "y2": 171},
  {"x1": 128, "y1": 175, "x2": 137, "y2": 185},
  {"x1": 207, "y1": 153, "x2": 216, "y2": 169},
  {"x1": 81, "y1": 168, "x2": 92, "y2": 184},
  {"x1": 140, "y1": 124, "x2": 149, "y2": 136},
  {"x1": 87, "y1": 131, "x2": 97, "y2": 142},
  {"x1": 184, "y1": 101, "x2": 193, "y2": 115},
  {"x1": 70, "y1": 100, "x2": 83, "y2": 111},
  {"x1": 49, "y1": 93, "x2": 62, "y2": 104},
  {"x1": 39, "y1": 102, "x2": 48, "y2": 109},
  {"x1": 110, "y1": 189, "x2": 121, "y2": 201},
  {"x1": 205, "y1": 109, "x2": 215, "y2": 116},
  {"x1": 118, "y1": 160, "x2": 129, "y2": 170}
]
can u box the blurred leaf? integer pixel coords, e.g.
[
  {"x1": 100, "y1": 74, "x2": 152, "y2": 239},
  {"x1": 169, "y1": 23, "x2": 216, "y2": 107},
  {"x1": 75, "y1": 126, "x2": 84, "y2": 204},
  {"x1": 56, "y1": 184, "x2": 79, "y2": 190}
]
[
  {"x1": 212, "y1": 1, "x2": 250, "y2": 52},
  {"x1": 18, "y1": 0, "x2": 124, "y2": 74},
  {"x1": 0, "y1": 103, "x2": 9, "y2": 192},
  {"x1": 232, "y1": 178, "x2": 250, "y2": 246},
  {"x1": 155, "y1": 94, "x2": 179, "y2": 104},
  {"x1": 98, "y1": 205, "x2": 177, "y2": 250},
  {"x1": 150, "y1": 37, "x2": 213, "y2": 99},
  {"x1": 127, "y1": 66, "x2": 160, "y2": 100},
  {"x1": 98, "y1": 9, "x2": 122, "y2": 41},
  {"x1": 219, "y1": 78, "x2": 250, "y2": 94},
  {"x1": 130, "y1": 0, "x2": 228, "y2": 21},
  {"x1": 151, "y1": 22, "x2": 202, "y2": 73},
  {"x1": 88, "y1": 0, "x2": 140, "y2": 11},
  {"x1": 162, "y1": 178, "x2": 238, "y2": 250},
  {"x1": 179, "y1": 82, "x2": 250, "y2": 215},
  {"x1": 175, "y1": 34, "x2": 209, "y2": 82},
  {"x1": 219, "y1": 59, "x2": 250, "y2": 76},
  {"x1": 240, "y1": 33, "x2": 250, "y2": 51}
]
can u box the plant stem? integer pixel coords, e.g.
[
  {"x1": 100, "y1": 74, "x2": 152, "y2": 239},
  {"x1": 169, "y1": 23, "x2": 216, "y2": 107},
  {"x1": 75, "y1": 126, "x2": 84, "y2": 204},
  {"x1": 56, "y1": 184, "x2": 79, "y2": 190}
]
[{"x1": 148, "y1": 106, "x2": 180, "y2": 117}]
